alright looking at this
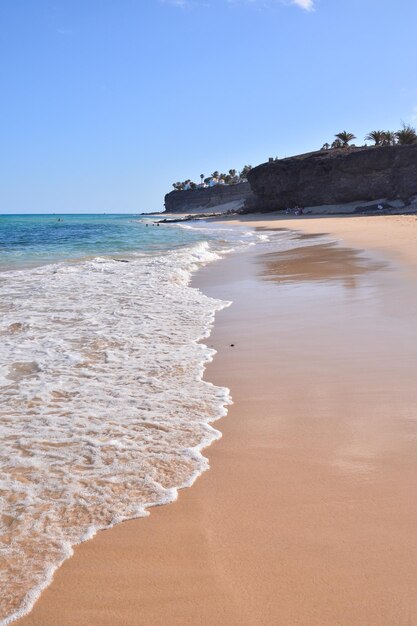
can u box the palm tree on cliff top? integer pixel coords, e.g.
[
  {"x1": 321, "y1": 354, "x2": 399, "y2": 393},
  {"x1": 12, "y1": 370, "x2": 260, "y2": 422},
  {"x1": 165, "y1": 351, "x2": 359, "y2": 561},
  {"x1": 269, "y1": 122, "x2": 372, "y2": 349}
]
[
  {"x1": 395, "y1": 123, "x2": 417, "y2": 145},
  {"x1": 365, "y1": 130, "x2": 385, "y2": 146},
  {"x1": 334, "y1": 131, "x2": 356, "y2": 147},
  {"x1": 382, "y1": 131, "x2": 396, "y2": 145},
  {"x1": 240, "y1": 165, "x2": 252, "y2": 180}
]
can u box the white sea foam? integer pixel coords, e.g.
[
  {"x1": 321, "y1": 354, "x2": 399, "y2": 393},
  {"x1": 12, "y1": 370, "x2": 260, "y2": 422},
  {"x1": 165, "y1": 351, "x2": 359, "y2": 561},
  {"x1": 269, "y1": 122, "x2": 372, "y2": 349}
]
[{"x1": 0, "y1": 240, "x2": 232, "y2": 624}]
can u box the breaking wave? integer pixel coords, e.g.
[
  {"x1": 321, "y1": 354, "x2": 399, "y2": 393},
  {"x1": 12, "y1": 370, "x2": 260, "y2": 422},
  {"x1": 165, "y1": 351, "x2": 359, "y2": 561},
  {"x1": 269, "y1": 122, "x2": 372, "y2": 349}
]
[{"x1": 0, "y1": 241, "x2": 231, "y2": 624}]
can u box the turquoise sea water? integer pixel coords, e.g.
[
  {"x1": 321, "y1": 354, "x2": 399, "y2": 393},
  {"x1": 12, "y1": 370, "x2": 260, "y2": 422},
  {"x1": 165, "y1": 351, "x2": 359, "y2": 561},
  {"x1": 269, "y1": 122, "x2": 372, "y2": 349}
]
[{"x1": 0, "y1": 213, "x2": 207, "y2": 271}]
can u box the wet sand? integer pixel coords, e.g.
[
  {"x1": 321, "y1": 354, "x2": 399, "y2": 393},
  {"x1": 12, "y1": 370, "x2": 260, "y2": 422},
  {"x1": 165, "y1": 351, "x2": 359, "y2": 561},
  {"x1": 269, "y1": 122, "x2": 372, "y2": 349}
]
[{"x1": 18, "y1": 215, "x2": 417, "y2": 625}]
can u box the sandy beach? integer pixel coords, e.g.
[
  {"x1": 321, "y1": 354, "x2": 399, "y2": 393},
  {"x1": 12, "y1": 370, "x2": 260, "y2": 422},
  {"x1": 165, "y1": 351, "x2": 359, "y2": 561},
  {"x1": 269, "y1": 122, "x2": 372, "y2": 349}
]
[{"x1": 17, "y1": 214, "x2": 417, "y2": 626}]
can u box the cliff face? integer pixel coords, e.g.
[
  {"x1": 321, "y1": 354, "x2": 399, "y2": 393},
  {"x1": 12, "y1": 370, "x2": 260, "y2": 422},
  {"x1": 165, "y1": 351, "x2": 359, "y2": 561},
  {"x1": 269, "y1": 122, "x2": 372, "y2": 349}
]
[
  {"x1": 164, "y1": 181, "x2": 253, "y2": 213},
  {"x1": 246, "y1": 145, "x2": 417, "y2": 211}
]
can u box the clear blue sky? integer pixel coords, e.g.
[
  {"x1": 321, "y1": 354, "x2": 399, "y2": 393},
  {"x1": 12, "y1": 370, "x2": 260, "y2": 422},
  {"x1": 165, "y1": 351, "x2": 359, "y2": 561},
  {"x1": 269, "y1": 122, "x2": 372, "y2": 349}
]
[{"x1": 1, "y1": 0, "x2": 416, "y2": 213}]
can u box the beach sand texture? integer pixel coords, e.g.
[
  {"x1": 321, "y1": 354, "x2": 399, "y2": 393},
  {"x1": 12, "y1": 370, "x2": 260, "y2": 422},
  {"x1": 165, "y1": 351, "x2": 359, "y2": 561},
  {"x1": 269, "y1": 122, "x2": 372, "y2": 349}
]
[{"x1": 17, "y1": 215, "x2": 417, "y2": 626}]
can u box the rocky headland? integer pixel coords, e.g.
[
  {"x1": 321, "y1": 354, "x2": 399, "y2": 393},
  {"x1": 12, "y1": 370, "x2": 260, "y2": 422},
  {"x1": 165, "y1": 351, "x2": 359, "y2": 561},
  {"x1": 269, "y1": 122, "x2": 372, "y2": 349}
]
[
  {"x1": 163, "y1": 145, "x2": 417, "y2": 216},
  {"x1": 246, "y1": 144, "x2": 417, "y2": 212}
]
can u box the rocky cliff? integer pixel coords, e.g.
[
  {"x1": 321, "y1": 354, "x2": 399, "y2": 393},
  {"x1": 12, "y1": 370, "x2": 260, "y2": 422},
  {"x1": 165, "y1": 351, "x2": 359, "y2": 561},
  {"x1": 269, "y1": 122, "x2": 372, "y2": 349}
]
[
  {"x1": 246, "y1": 145, "x2": 417, "y2": 211},
  {"x1": 164, "y1": 181, "x2": 253, "y2": 213}
]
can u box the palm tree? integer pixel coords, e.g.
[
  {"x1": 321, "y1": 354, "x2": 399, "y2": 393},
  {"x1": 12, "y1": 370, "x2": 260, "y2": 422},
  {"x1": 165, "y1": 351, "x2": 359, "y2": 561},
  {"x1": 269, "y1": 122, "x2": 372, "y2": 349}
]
[
  {"x1": 365, "y1": 130, "x2": 385, "y2": 146},
  {"x1": 396, "y1": 123, "x2": 417, "y2": 145},
  {"x1": 331, "y1": 139, "x2": 342, "y2": 149},
  {"x1": 211, "y1": 171, "x2": 220, "y2": 179},
  {"x1": 229, "y1": 169, "x2": 237, "y2": 177},
  {"x1": 200, "y1": 174, "x2": 204, "y2": 184},
  {"x1": 382, "y1": 131, "x2": 396, "y2": 146},
  {"x1": 239, "y1": 165, "x2": 252, "y2": 180},
  {"x1": 334, "y1": 131, "x2": 356, "y2": 147}
]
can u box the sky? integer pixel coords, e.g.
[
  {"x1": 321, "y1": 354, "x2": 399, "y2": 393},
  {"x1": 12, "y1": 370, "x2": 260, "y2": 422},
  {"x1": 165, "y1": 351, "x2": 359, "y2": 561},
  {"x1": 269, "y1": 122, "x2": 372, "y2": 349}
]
[{"x1": 1, "y1": 0, "x2": 417, "y2": 213}]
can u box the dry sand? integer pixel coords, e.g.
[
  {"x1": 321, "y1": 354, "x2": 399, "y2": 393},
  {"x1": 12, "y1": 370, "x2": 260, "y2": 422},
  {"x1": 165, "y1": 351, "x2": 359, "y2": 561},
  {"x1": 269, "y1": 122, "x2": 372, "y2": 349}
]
[{"x1": 17, "y1": 215, "x2": 417, "y2": 626}]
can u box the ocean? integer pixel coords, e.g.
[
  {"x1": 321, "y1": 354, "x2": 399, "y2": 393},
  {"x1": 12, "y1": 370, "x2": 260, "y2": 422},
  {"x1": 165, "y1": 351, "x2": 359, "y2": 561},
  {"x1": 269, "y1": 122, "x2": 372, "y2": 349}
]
[{"x1": 0, "y1": 213, "x2": 266, "y2": 625}]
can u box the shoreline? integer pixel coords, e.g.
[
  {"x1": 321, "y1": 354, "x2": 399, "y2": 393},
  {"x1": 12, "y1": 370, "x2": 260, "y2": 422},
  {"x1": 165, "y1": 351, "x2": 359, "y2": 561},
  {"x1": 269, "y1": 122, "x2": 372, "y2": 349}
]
[{"x1": 16, "y1": 214, "x2": 417, "y2": 625}]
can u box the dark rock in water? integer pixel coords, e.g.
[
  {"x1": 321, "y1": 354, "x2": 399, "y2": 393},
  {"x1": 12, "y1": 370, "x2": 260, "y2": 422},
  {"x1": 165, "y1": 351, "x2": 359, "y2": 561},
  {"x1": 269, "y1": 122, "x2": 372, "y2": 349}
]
[
  {"x1": 246, "y1": 145, "x2": 417, "y2": 211},
  {"x1": 164, "y1": 182, "x2": 253, "y2": 213}
]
